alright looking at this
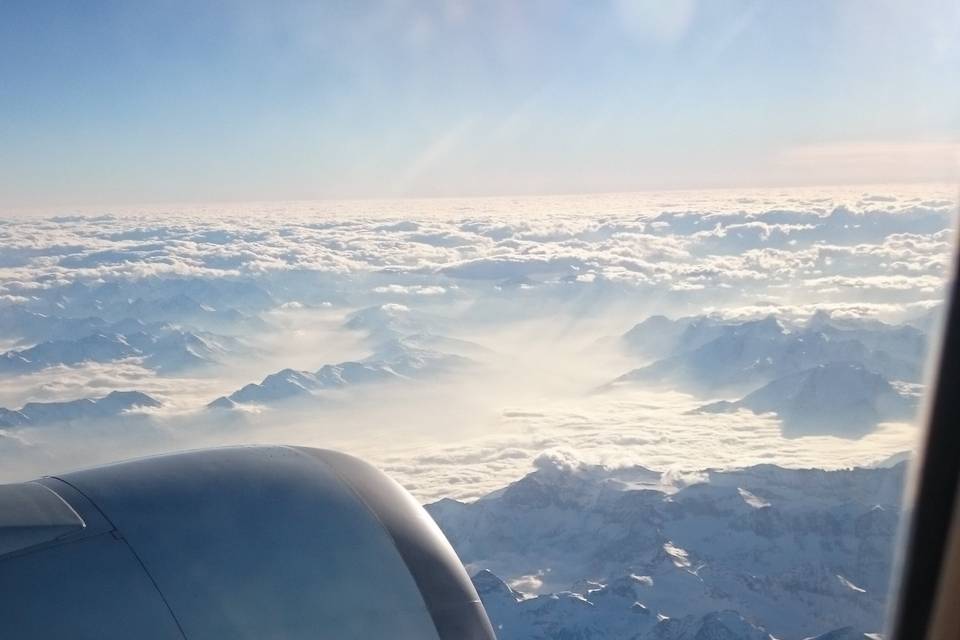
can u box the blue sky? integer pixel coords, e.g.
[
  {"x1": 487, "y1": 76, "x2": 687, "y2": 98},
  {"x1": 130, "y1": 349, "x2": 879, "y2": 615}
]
[{"x1": 1, "y1": 0, "x2": 958, "y2": 207}]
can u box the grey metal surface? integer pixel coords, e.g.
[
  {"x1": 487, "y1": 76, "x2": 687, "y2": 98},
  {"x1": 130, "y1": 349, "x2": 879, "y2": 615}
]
[
  {"x1": 302, "y1": 447, "x2": 498, "y2": 640},
  {"x1": 0, "y1": 480, "x2": 85, "y2": 555},
  {"x1": 0, "y1": 533, "x2": 185, "y2": 639},
  {"x1": 0, "y1": 445, "x2": 496, "y2": 640},
  {"x1": 0, "y1": 477, "x2": 184, "y2": 639}
]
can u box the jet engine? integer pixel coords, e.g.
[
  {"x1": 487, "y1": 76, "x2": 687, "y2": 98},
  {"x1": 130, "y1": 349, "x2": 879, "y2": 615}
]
[{"x1": 0, "y1": 446, "x2": 496, "y2": 640}]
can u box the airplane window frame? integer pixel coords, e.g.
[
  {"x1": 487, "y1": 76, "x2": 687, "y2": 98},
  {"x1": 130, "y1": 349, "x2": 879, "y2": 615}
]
[{"x1": 889, "y1": 222, "x2": 960, "y2": 640}]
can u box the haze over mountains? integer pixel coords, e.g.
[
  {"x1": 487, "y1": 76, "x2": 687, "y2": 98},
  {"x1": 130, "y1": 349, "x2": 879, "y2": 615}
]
[
  {"x1": 699, "y1": 362, "x2": 916, "y2": 437},
  {"x1": 0, "y1": 186, "x2": 953, "y2": 638},
  {"x1": 209, "y1": 339, "x2": 471, "y2": 409},
  {"x1": 609, "y1": 310, "x2": 927, "y2": 436},
  {"x1": 0, "y1": 326, "x2": 243, "y2": 375},
  {"x1": 0, "y1": 390, "x2": 159, "y2": 427}
]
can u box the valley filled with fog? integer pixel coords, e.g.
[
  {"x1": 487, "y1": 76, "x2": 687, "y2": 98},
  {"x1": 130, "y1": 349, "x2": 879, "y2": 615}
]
[{"x1": 1, "y1": 184, "x2": 954, "y2": 638}]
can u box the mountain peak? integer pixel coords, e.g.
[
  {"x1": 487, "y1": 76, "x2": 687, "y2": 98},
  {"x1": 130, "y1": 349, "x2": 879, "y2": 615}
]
[
  {"x1": 471, "y1": 569, "x2": 520, "y2": 602},
  {"x1": 7, "y1": 390, "x2": 160, "y2": 426},
  {"x1": 100, "y1": 390, "x2": 161, "y2": 409}
]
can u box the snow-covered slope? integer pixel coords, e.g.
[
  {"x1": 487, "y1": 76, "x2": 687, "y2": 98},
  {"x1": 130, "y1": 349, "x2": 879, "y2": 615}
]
[
  {"x1": 209, "y1": 339, "x2": 471, "y2": 408},
  {"x1": 615, "y1": 312, "x2": 926, "y2": 393},
  {"x1": 343, "y1": 303, "x2": 440, "y2": 341},
  {"x1": 215, "y1": 363, "x2": 399, "y2": 406},
  {"x1": 428, "y1": 458, "x2": 903, "y2": 639},
  {"x1": 1, "y1": 391, "x2": 160, "y2": 426},
  {"x1": 0, "y1": 334, "x2": 139, "y2": 374},
  {"x1": 806, "y1": 310, "x2": 927, "y2": 365},
  {"x1": 609, "y1": 311, "x2": 927, "y2": 434},
  {"x1": 0, "y1": 308, "x2": 112, "y2": 345},
  {"x1": 25, "y1": 277, "x2": 274, "y2": 318},
  {"x1": 0, "y1": 408, "x2": 30, "y2": 428},
  {"x1": 0, "y1": 325, "x2": 241, "y2": 375},
  {"x1": 473, "y1": 567, "x2": 781, "y2": 640},
  {"x1": 23, "y1": 277, "x2": 273, "y2": 333},
  {"x1": 620, "y1": 315, "x2": 729, "y2": 361},
  {"x1": 698, "y1": 362, "x2": 917, "y2": 436},
  {"x1": 124, "y1": 328, "x2": 238, "y2": 372}
]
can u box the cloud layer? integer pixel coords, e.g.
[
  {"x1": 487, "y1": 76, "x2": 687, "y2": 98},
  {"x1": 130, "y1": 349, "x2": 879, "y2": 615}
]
[{"x1": 0, "y1": 184, "x2": 955, "y2": 499}]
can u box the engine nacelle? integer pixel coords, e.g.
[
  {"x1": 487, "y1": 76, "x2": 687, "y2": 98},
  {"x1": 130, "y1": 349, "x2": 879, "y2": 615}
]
[{"x1": 0, "y1": 446, "x2": 496, "y2": 640}]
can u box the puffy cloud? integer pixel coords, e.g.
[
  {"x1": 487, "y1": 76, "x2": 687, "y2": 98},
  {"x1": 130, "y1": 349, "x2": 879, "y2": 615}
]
[
  {"x1": 2, "y1": 185, "x2": 953, "y2": 307},
  {"x1": 373, "y1": 284, "x2": 447, "y2": 296}
]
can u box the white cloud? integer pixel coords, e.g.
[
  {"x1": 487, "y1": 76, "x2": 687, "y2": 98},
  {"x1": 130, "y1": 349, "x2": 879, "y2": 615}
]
[{"x1": 373, "y1": 284, "x2": 447, "y2": 296}]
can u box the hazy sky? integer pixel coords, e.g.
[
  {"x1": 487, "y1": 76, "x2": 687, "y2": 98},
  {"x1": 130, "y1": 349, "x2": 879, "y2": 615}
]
[{"x1": 1, "y1": 0, "x2": 958, "y2": 208}]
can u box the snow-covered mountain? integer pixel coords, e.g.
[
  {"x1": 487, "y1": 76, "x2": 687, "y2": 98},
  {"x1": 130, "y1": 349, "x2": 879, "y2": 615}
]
[
  {"x1": 614, "y1": 314, "x2": 924, "y2": 394},
  {"x1": 343, "y1": 303, "x2": 442, "y2": 341},
  {"x1": 609, "y1": 311, "x2": 927, "y2": 434},
  {"x1": 211, "y1": 364, "x2": 395, "y2": 407},
  {"x1": 121, "y1": 293, "x2": 264, "y2": 332},
  {"x1": 24, "y1": 277, "x2": 275, "y2": 325},
  {"x1": 474, "y1": 570, "x2": 783, "y2": 640},
  {"x1": 616, "y1": 316, "x2": 797, "y2": 391},
  {"x1": 0, "y1": 408, "x2": 30, "y2": 428},
  {"x1": 209, "y1": 339, "x2": 471, "y2": 408},
  {"x1": 0, "y1": 334, "x2": 139, "y2": 374},
  {"x1": 0, "y1": 325, "x2": 242, "y2": 375},
  {"x1": 0, "y1": 308, "x2": 112, "y2": 345},
  {"x1": 620, "y1": 314, "x2": 730, "y2": 361},
  {"x1": 428, "y1": 458, "x2": 904, "y2": 639},
  {"x1": 398, "y1": 332, "x2": 493, "y2": 359},
  {"x1": 0, "y1": 391, "x2": 160, "y2": 427},
  {"x1": 123, "y1": 328, "x2": 240, "y2": 372},
  {"x1": 473, "y1": 572, "x2": 875, "y2": 639},
  {"x1": 697, "y1": 362, "x2": 917, "y2": 437}
]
